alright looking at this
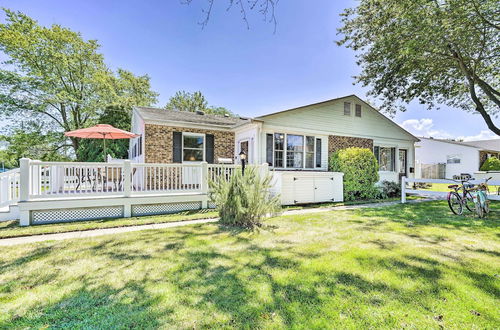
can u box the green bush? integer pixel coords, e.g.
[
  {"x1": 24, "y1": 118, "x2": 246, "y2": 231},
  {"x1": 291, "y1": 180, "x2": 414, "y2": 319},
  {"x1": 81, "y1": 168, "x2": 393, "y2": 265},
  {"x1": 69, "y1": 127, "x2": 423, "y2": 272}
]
[
  {"x1": 378, "y1": 180, "x2": 401, "y2": 198},
  {"x1": 329, "y1": 147, "x2": 379, "y2": 201},
  {"x1": 209, "y1": 167, "x2": 281, "y2": 228},
  {"x1": 480, "y1": 156, "x2": 500, "y2": 171}
]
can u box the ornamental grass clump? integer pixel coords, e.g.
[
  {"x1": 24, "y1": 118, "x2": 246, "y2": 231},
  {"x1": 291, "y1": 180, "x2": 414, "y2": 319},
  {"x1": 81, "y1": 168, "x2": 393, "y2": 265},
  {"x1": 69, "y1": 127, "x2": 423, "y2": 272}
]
[{"x1": 209, "y1": 167, "x2": 281, "y2": 228}]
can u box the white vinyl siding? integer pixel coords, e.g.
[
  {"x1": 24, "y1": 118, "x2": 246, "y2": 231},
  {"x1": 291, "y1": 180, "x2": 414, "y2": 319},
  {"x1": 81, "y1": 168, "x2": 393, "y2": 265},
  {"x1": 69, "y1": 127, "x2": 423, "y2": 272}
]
[{"x1": 259, "y1": 96, "x2": 416, "y2": 142}]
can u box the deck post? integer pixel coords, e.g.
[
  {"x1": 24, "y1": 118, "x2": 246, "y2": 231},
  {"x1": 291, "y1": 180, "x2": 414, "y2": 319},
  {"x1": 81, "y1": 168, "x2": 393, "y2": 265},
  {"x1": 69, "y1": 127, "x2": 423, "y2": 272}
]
[
  {"x1": 201, "y1": 162, "x2": 208, "y2": 208},
  {"x1": 123, "y1": 160, "x2": 132, "y2": 217},
  {"x1": 19, "y1": 158, "x2": 31, "y2": 226},
  {"x1": 401, "y1": 176, "x2": 406, "y2": 204}
]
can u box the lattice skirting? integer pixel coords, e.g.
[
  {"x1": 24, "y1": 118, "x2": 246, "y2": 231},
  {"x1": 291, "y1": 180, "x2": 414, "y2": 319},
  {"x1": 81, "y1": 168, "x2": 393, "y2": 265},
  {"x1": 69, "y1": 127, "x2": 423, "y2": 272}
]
[
  {"x1": 131, "y1": 202, "x2": 202, "y2": 217},
  {"x1": 32, "y1": 206, "x2": 123, "y2": 224},
  {"x1": 208, "y1": 201, "x2": 217, "y2": 209}
]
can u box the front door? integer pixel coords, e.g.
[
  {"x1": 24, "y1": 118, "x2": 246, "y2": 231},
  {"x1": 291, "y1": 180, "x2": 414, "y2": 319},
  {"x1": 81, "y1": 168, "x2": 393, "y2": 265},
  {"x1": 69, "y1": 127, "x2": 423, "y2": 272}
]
[{"x1": 399, "y1": 149, "x2": 407, "y2": 180}]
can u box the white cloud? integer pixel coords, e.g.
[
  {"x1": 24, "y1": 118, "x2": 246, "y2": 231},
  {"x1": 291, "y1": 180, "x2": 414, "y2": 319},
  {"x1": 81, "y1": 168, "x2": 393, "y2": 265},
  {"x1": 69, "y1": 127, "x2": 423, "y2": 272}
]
[
  {"x1": 400, "y1": 118, "x2": 454, "y2": 139},
  {"x1": 400, "y1": 118, "x2": 500, "y2": 141},
  {"x1": 457, "y1": 130, "x2": 500, "y2": 142}
]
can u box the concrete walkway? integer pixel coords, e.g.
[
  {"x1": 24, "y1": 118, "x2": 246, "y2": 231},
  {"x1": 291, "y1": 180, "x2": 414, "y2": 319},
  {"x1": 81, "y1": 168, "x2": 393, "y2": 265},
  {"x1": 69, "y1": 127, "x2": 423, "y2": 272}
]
[{"x1": 0, "y1": 198, "x2": 436, "y2": 246}]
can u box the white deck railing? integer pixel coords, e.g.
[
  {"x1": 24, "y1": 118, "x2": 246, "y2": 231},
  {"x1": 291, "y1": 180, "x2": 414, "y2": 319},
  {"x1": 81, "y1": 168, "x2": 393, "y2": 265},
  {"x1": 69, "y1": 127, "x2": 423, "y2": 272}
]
[
  {"x1": 401, "y1": 176, "x2": 500, "y2": 203},
  {"x1": 14, "y1": 158, "x2": 266, "y2": 201},
  {"x1": 0, "y1": 168, "x2": 20, "y2": 207}
]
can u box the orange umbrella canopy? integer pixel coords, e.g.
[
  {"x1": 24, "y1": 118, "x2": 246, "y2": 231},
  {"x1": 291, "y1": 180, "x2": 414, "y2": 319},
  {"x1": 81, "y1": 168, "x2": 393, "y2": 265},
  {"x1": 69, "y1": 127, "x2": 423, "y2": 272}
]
[
  {"x1": 65, "y1": 124, "x2": 139, "y2": 161},
  {"x1": 64, "y1": 124, "x2": 139, "y2": 139}
]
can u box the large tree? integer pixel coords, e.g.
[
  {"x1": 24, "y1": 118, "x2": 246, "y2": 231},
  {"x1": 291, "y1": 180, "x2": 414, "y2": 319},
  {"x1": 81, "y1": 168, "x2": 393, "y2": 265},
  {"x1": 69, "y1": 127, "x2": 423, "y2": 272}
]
[
  {"x1": 0, "y1": 9, "x2": 158, "y2": 160},
  {"x1": 0, "y1": 123, "x2": 71, "y2": 167},
  {"x1": 165, "y1": 90, "x2": 235, "y2": 116},
  {"x1": 337, "y1": 0, "x2": 500, "y2": 135}
]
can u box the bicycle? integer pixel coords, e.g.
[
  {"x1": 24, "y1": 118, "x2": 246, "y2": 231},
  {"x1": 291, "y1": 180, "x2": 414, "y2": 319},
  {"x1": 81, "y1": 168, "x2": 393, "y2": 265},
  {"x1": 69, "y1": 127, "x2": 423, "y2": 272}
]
[
  {"x1": 469, "y1": 177, "x2": 492, "y2": 218},
  {"x1": 447, "y1": 174, "x2": 476, "y2": 215}
]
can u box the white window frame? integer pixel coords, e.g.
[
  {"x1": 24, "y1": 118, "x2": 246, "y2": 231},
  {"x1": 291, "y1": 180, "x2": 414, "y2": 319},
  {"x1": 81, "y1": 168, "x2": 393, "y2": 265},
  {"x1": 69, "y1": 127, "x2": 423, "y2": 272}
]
[
  {"x1": 271, "y1": 133, "x2": 319, "y2": 170},
  {"x1": 446, "y1": 154, "x2": 461, "y2": 164},
  {"x1": 344, "y1": 102, "x2": 351, "y2": 116},
  {"x1": 375, "y1": 146, "x2": 396, "y2": 172},
  {"x1": 182, "y1": 132, "x2": 205, "y2": 163}
]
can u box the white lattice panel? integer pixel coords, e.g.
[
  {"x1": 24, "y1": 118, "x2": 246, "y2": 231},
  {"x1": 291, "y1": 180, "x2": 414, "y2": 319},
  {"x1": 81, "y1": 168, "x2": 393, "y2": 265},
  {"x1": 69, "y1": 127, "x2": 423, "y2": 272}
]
[
  {"x1": 32, "y1": 206, "x2": 123, "y2": 224},
  {"x1": 208, "y1": 201, "x2": 217, "y2": 209},
  {"x1": 132, "y1": 202, "x2": 201, "y2": 216}
]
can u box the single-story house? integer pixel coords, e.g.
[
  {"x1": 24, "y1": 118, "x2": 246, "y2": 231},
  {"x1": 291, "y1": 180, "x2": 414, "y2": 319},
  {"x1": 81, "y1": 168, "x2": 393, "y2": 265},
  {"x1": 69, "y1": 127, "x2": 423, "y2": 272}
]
[
  {"x1": 130, "y1": 94, "x2": 418, "y2": 185},
  {"x1": 415, "y1": 137, "x2": 500, "y2": 179}
]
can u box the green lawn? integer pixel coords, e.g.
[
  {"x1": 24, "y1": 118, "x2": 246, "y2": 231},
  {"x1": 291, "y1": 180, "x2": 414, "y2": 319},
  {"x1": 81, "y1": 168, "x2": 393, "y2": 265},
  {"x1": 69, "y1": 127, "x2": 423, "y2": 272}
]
[
  {"x1": 0, "y1": 209, "x2": 218, "y2": 239},
  {"x1": 413, "y1": 182, "x2": 500, "y2": 193},
  {"x1": 0, "y1": 198, "x2": 417, "y2": 239},
  {"x1": 0, "y1": 201, "x2": 499, "y2": 328}
]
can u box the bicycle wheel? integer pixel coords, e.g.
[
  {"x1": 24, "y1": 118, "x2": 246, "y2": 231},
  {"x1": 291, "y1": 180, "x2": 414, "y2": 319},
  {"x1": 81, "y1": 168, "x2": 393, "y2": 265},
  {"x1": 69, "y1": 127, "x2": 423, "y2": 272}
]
[
  {"x1": 475, "y1": 199, "x2": 484, "y2": 218},
  {"x1": 448, "y1": 192, "x2": 463, "y2": 215},
  {"x1": 464, "y1": 191, "x2": 475, "y2": 212},
  {"x1": 484, "y1": 200, "x2": 490, "y2": 214}
]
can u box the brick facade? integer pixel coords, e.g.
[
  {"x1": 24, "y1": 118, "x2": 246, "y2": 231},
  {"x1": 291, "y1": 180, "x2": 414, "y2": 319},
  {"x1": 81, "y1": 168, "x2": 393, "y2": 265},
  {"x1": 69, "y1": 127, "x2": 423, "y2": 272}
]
[
  {"x1": 328, "y1": 135, "x2": 374, "y2": 156},
  {"x1": 144, "y1": 124, "x2": 235, "y2": 163}
]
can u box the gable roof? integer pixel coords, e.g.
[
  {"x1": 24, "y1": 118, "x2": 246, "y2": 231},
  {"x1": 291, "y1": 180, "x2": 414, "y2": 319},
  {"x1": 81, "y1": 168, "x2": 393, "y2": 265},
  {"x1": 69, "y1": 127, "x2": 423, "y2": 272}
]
[
  {"x1": 255, "y1": 94, "x2": 419, "y2": 142},
  {"x1": 461, "y1": 139, "x2": 500, "y2": 152},
  {"x1": 418, "y1": 137, "x2": 481, "y2": 148},
  {"x1": 134, "y1": 106, "x2": 249, "y2": 128},
  {"x1": 419, "y1": 137, "x2": 500, "y2": 152}
]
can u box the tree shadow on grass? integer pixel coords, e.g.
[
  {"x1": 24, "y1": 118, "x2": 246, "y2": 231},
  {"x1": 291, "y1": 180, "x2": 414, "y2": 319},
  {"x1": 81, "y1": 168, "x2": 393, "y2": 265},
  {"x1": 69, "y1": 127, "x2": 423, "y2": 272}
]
[{"x1": 1, "y1": 281, "x2": 164, "y2": 329}]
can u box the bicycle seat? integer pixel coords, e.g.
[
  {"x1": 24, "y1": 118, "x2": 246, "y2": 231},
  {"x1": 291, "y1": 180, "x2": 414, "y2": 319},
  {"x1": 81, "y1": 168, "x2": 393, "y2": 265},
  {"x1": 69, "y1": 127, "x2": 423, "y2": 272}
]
[{"x1": 448, "y1": 184, "x2": 458, "y2": 189}]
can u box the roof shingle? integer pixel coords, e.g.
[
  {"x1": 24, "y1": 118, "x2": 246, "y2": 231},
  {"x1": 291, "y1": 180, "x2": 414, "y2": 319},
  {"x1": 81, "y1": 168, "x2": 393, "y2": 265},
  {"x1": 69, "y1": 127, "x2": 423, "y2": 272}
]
[{"x1": 135, "y1": 106, "x2": 249, "y2": 128}]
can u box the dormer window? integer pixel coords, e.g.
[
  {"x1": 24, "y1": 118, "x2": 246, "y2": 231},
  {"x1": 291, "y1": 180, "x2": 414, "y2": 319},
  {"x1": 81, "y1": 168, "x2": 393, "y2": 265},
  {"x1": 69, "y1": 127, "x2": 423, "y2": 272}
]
[
  {"x1": 355, "y1": 104, "x2": 362, "y2": 117},
  {"x1": 344, "y1": 102, "x2": 351, "y2": 116}
]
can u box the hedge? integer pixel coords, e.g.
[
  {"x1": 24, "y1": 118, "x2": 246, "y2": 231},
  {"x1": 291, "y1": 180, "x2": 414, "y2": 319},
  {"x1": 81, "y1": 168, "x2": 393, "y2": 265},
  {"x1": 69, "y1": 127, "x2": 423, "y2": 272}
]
[{"x1": 329, "y1": 147, "x2": 379, "y2": 201}]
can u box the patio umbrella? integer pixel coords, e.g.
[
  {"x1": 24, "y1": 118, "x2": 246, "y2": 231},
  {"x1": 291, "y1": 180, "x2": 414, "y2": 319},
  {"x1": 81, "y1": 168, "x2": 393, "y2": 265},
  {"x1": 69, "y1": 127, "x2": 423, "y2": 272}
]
[{"x1": 65, "y1": 124, "x2": 139, "y2": 161}]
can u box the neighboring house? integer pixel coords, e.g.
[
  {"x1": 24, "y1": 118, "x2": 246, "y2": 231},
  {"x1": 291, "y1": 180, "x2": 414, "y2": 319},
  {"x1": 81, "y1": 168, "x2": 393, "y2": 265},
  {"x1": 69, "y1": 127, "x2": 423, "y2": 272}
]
[
  {"x1": 461, "y1": 139, "x2": 500, "y2": 166},
  {"x1": 130, "y1": 95, "x2": 419, "y2": 183},
  {"x1": 415, "y1": 137, "x2": 500, "y2": 179}
]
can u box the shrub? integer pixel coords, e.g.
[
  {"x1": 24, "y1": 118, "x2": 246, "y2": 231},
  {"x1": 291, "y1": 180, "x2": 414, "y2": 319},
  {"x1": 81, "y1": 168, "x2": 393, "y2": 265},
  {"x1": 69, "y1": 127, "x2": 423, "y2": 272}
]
[
  {"x1": 480, "y1": 156, "x2": 500, "y2": 171},
  {"x1": 329, "y1": 147, "x2": 379, "y2": 201},
  {"x1": 378, "y1": 180, "x2": 401, "y2": 198},
  {"x1": 209, "y1": 167, "x2": 281, "y2": 228}
]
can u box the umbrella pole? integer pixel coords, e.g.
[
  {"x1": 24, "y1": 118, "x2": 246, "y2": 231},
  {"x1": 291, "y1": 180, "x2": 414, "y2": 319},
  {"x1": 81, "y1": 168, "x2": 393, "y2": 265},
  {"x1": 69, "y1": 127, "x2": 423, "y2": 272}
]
[{"x1": 103, "y1": 138, "x2": 107, "y2": 162}]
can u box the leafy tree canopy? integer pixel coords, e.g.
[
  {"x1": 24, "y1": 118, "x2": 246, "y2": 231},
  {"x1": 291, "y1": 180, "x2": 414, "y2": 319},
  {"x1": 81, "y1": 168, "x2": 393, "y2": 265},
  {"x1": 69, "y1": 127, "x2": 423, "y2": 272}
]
[
  {"x1": 165, "y1": 90, "x2": 235, "y2": 116},
  {"x1": 337, "y1": 0, "x2": 500, "y2": 135},
  {"x1": 0, "y1": 9, "x2": 158, "y2": 160},
  {"x1": 0, "y1": 123, "x2": 71, "y2": 167}
]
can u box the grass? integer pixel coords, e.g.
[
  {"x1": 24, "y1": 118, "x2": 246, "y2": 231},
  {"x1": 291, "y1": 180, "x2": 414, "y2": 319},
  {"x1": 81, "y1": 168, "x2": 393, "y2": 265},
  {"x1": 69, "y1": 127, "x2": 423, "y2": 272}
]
[
  {"x1": 0, "y1": 197, "x2": 419, "y2": 239},
  {"x1": 414, "y1": 182, "x2": 500, "y2": 193},
  {"x1": 0, "y1": 201, "x2": 499, "y2": 328},
  {"x1": 0, "y1": 210, "x2": 218, "y2": 239}
]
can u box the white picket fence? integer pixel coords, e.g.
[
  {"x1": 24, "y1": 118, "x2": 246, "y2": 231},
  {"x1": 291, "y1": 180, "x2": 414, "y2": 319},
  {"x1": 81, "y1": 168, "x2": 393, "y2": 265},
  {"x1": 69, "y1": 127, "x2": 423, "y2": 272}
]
[
  {"x1": 0, "y1": 168, "x2": 20, "y2": 207},
  {"x1": 401, "y1": 176, "x2": 500, "y2": 203}
]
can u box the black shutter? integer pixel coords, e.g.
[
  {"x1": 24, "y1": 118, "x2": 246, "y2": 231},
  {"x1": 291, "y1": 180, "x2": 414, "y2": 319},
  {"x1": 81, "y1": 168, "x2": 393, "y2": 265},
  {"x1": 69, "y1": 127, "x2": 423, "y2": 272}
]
[
  {"x1": 391, "y1": 147, "x2": 396, "y2": 171},
  {"x1": 374, "y1": 146, "x2": 380, "y2": 169},
  {"x1": 316, "y1": 138, "x2": 322, "y2": 167},
  {"x1": 138, "y1": 136, "x2": 142, "y2": 156},
  {"x1": 173, "y1": 132, "x2": 182, "y2": 163},
  {"x1": 205, "y1": 134, "x2": 214, "y2": 163},
  {"x1": 266, "y1": 134, "x2": 273, "y2": 165}
]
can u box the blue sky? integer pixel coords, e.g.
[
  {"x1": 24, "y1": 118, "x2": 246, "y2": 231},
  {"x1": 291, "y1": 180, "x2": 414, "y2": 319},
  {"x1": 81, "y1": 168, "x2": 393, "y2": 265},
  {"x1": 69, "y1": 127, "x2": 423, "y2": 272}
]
[{"x1": 2, "y1": 0, "x2": 498, "y2": 141}]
